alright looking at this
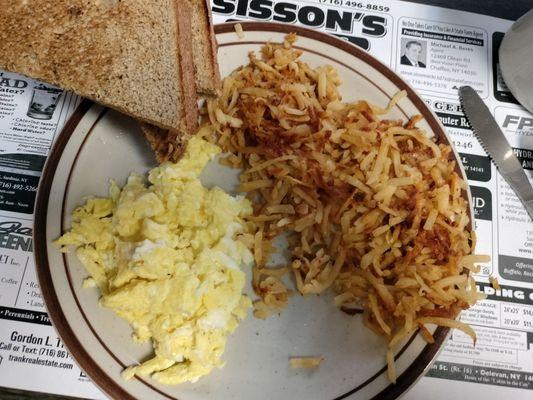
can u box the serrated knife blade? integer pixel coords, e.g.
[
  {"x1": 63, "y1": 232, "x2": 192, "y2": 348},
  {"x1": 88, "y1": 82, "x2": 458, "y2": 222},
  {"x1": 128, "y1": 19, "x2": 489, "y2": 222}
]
[{"x1": 459, "y1": 85, "x2": 533, "y2": 220}]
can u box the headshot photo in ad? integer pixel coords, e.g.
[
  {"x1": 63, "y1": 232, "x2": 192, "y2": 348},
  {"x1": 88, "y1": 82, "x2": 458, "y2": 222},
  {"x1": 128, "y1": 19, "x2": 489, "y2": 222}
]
[{"x1": 400, "y1": 39, "x2": 427, "y2": 68}]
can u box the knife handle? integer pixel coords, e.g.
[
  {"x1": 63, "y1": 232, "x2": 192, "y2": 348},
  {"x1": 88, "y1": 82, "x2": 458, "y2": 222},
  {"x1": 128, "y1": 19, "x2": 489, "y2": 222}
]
[{"x1": 506, "y1": 167, "x2": 533, "y2": 218}]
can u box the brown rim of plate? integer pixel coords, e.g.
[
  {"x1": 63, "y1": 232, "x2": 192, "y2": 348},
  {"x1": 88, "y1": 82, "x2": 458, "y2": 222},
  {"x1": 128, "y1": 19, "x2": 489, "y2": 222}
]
[{"x1": 33, "y1": 21, "x2": 469, "y2": 400}]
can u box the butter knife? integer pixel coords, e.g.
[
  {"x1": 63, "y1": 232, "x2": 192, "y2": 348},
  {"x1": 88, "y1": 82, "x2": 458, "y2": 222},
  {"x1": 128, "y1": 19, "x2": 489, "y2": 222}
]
[{"x1": 459, "y1": 85, "x2": 533, "y2": 220}]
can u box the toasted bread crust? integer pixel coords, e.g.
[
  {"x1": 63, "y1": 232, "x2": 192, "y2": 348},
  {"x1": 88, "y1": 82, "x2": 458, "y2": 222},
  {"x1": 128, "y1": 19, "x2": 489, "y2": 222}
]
[
  {"x1": 173, "y1": 0, "x2": 199, "y2": 133},
  {"x1": 203, "y1": 0, "x2": 221, "y2": 93},
  {"x1": 190, "y1": 0, "x2": 221, "y2": 96}
]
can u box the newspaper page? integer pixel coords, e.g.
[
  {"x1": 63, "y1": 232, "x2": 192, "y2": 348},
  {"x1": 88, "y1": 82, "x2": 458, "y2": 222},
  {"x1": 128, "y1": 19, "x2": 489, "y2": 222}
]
[
  {"x1": 0, "y1": 1, "x2": 532, "y2": 399},
  {"x1": 0, "y1": 72, "x2": 102, "y2": 398}
]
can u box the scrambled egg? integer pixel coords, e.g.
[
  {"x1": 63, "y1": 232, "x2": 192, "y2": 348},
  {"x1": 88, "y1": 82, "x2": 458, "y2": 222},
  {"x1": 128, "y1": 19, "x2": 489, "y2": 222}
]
[{"x1": 56, "y1": 137, "x2": 253, "y2": 384}]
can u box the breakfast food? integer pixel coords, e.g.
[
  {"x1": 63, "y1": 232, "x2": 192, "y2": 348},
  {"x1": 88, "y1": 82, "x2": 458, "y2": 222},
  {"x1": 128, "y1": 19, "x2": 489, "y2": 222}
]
[
  {"x1": 0, "y1": 0, "x2": 218, "y2": 133},
  {"x1": 489, "y1": 276, "x2": 501, "y2": 290},
  {"x1": 234, "y1": 23, "x2": 245, "y2": 39},
  {"x1": 289, "y1": 357, "x2": 323, "y2": 369},
  {"x1": 140, "y1": 122, "x2": 192, "y2": 163},
  {"x1": 50, "y1": 21, "x2": 486, "y2": 385},
  {"x1": 190, "y1": 0, "x2": 221, "y2": 95},
  {"x1": 200, "y1": 34, "x2": 486, "y2": 381},
  {"x1": 56, "y1": 137, "x2": 253, "y2": 384}
]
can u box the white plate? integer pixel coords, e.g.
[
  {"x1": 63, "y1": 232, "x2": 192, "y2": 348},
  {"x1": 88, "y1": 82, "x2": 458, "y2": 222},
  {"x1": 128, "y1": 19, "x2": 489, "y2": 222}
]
[
  {"x1": 34, "y1": 22, "x2": 470, "y2": 400},
  {"x1": 500, "y1": 9, "x2": 533, "y2": 113}
]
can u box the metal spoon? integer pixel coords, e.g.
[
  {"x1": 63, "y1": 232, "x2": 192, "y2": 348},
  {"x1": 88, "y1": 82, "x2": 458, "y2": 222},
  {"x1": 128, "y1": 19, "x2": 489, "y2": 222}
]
[{"x1": 499, "y1": 9, "x2": 533, "y2": 113}]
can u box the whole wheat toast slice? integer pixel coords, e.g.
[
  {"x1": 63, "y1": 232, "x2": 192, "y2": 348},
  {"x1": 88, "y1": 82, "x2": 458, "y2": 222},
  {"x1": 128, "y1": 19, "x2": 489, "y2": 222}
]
[{"x1": 0, "y1": 0, "x2": 198, "y2": 133}]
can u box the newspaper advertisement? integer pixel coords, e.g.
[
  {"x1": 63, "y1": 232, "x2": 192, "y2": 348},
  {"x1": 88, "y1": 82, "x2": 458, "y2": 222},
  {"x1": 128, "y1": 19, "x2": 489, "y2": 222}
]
[
  {"x1": 0, "y1": 1, "x2": 532, "y2": 399},
  {"x1": 0, "y1": 72, "x2": 101, "y2": 397}
]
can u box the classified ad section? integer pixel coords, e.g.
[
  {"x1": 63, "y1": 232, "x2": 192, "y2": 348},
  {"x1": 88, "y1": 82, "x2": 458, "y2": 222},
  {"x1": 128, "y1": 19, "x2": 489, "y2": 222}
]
[
  {"x1": 0, "y1": 70, "x2": 79, "y2": 216},
  {"x1": 0, "y1": 215, "x2": 104, "y2": 398},
  {"x1": 0, "y1": 70, "x2": 97, "y2": 397},
  {"x1": 426, "y1": 285, "x2": 533, "y2": 391},
  {"x1": 0, "y1": 320, "x2": 104, "y2": 399},
  {"x1": 395, "y1": 18, "x2": 488, "y2": 98},
  {"x1": 418, "y1": 89, "x2": 533, "y2": 393},
  {"x1": 494, "y1": 106, "x2": 533, "y2": 285}
]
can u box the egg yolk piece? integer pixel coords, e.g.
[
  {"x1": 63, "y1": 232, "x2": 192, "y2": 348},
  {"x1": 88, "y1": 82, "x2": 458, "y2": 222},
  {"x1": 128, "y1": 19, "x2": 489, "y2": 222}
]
[{"x1": 56, "y1": 137, "x2": 253, "y2": 385}]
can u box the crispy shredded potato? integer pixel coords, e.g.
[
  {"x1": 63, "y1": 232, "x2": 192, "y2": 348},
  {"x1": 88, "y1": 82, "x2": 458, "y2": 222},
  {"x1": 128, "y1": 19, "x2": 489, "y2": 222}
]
[
  {"x1": 234, "y1": 23, "x2": 245, "y2": 39},
  {"x1": 489, "y1": 276, "x2": 501, "y2": 290},
  {"x1": 289, "y1": 357, "x2": 323, "y2": 369},
  {"x1": 200, "y1": 34, "x2": 487, "y2": 382},
  {"x1": 386, "y1": 349, "x2": 396, "y2": 384}
]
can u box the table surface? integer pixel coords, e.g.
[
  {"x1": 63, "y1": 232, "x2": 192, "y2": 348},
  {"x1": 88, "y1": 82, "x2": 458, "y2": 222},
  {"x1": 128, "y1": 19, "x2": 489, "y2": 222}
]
[{"x1": 2, "y1": 0, "x2": 532, "y2": 399}]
